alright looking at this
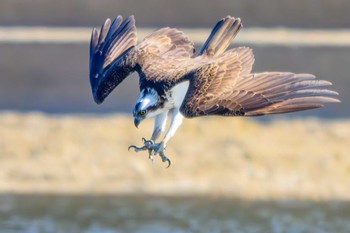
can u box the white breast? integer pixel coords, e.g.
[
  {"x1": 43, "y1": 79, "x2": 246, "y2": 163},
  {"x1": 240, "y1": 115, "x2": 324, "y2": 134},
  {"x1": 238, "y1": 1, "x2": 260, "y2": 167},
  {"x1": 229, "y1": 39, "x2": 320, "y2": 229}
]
[
  {"x1": 169, "y1": 81, "x2": 190, "y2": 108},
  {"x1": 142, "y1": 81, "x2": 190, "y2": 118}
]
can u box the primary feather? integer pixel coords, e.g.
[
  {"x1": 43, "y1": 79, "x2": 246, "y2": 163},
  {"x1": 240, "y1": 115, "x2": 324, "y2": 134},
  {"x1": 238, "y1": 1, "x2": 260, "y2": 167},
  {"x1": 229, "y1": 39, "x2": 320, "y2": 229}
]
[
  {"x1": 89, "y1": 15, "x2": 339, "y2": 117},
  {"x1": 89, "y1": 15, "x2": 339, "y2": 167}
]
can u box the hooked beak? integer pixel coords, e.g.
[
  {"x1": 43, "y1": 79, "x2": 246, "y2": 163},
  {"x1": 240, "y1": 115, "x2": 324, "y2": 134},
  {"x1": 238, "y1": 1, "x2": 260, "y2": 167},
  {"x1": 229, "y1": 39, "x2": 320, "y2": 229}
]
[{"x1": 134, "y1": 117, "x2": 141, "y2": 128}]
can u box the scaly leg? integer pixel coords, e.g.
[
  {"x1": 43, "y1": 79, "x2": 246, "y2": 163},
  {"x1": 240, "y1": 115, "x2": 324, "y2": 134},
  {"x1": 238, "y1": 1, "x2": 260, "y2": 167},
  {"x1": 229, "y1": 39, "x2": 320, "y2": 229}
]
[
  {"x1": 152, "y1": 108, "x2": 184, "y2": 167},
  {"x1": 147, "y1": 111, "x2": 168, "y2": 161},
  {"x1": 128, "y1": 111, "x2": 168, "y2": 162},
  {"x1": 129, "y1": 109, "x2": 184, "y2": 167}
]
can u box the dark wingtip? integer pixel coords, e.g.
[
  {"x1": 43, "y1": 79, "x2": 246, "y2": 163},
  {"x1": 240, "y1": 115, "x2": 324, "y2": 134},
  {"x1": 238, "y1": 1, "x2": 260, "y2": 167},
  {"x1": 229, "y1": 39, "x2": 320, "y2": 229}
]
[
  {"x1": 89, "y1": 15, "x2": 137, "y2": 105},
  {"x1": 93, "y1": 96, "x2": 103, "y2": 105},
  {"x1": 90, "y1": 75, "x2": 105, "y2": 104},
  {"x1": 92, "y1": 89, "x2": 104, "y2": 104}
]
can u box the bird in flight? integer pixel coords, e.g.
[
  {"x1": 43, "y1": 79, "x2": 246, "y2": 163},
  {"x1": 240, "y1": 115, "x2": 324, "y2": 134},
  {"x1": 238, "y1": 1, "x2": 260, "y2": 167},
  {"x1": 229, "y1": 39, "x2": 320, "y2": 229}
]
[{"x1": 89, "y1": 15, "x2": 339, "y2": 167}]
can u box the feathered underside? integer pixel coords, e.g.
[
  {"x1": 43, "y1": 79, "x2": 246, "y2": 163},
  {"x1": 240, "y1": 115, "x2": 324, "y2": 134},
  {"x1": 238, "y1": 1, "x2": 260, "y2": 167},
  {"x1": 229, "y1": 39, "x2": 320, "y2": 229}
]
[
  {"x1": 89, "y1": 15, "x2": 339, "y2": 116},
  {"x1": 178, "y1": 16, "x2": 339, "y2": 117},
  {"x1": 180, "y1": 47, "x2": 339, "y2": 117},
  {"x1": 181, "y1": 71, "x2": 339, "y2": 117},
  {"x1": 89, "y1": 15, "x2": 137, "y2": 104},
  {"x1": 89, "y1": 15, "x2": 195, "y2": 104}
]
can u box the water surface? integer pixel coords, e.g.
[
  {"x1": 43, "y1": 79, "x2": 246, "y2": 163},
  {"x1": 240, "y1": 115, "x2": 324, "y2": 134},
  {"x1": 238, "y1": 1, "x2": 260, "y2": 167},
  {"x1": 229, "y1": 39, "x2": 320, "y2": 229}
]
[{"x1": 0, "y1": 194, "x2": 349, "y2": 233}]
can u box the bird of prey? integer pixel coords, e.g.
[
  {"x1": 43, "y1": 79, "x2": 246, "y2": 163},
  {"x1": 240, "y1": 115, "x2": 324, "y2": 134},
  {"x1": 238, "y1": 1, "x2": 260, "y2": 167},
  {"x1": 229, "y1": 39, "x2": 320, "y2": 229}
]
[{"x1": 89, "y1": 15, "x2": 339, "y2": 167}]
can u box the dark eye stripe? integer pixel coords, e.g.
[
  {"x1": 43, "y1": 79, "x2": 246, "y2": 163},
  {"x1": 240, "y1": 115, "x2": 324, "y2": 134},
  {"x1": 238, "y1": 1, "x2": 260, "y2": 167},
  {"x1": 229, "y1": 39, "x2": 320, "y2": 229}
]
[{"x1": 134, "y1": 102, "x2": 142, "y2": 112}]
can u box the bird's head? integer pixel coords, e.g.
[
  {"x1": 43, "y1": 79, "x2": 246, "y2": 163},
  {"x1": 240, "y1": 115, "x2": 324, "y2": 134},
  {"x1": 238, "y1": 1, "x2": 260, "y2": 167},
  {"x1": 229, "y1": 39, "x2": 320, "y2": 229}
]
[{"x1": 132, "y1": 88, "x2": 163, "y2": 128}]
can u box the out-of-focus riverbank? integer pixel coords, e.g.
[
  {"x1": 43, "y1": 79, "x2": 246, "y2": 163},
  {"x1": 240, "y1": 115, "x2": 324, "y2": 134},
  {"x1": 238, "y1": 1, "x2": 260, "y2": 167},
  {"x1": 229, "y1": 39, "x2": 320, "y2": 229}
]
[
  {"x1": 0, "y1": 42, "x2": 346, "y2": 117},
  {"x1": 1, "y1": 0, "x2": 349, "y2": 28},
  {"x1": 0, "y1": 112, "x2": 349, "y2": 200}
]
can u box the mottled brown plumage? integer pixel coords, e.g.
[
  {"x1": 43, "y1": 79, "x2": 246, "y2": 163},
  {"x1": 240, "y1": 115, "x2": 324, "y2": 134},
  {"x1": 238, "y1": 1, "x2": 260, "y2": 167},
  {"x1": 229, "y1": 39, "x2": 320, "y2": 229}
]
[
  {"x1": 89, "y1": 15, "x2": 195, "y2": 103},
  {"x1": 90, "y1": 15, "x2": 339, "y2": 166},
  {"x1": 90, "y1": 15, "x2": 339, "y2": 116}
]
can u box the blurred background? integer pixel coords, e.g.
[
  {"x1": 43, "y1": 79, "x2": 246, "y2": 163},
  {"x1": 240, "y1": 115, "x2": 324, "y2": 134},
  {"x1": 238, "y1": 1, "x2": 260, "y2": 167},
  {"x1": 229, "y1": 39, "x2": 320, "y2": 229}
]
[{"x1": 0, "y1": 0, "x2": 350, "y2": 232}]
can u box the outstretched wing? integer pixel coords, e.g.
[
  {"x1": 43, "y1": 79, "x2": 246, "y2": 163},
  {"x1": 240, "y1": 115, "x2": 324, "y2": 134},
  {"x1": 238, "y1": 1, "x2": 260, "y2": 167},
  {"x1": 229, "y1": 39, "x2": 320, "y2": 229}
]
[
  {"x1": 89, "y1": 15, "x2": 195, "y2": 104},
  {"x1": 198, "y1": 15, "x2": 242, "y2": 57},
  {"x1": 137, "y1": 15, "x2": 241, "y2": 89},
  {"x1": 136, "y1": 27, "x2": 195, "y2": 86},
  {"x1": 231, "y1": 72, "x2": 339, "y2": 116},
  {"x1": 90, "y1": 15, "x2": 137, "y2": 104},
  {"x1": 180, "y1": 15, "x2": 339, "y2": 117},
  {"x1": 180, "y1": 47, "x2": 252, "y2": 116},
  {"x1": 180, "y1": 49, "x2": 339, "y2": 117}
]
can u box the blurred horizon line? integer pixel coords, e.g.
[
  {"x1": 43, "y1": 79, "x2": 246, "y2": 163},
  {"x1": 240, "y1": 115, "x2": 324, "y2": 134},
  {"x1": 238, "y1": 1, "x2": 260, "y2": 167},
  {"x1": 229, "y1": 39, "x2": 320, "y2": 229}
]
[{"x1": 1, "y1": 26, "x2": 350, "y2": 47}]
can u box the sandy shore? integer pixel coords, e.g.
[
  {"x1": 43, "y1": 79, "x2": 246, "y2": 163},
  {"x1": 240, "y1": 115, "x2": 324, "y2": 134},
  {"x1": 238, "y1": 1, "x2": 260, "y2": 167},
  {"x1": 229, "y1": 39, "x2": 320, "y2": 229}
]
[{"x1": 0, "y1": 112, "x2": 349, "y2": 200}]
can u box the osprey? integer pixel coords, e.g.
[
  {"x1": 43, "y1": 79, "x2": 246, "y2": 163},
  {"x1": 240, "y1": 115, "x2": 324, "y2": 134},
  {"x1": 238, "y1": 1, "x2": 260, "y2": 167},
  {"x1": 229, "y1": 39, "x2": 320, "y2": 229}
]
[{"x1": 89, "y1": 15, "x2": 339, "y2": 167}]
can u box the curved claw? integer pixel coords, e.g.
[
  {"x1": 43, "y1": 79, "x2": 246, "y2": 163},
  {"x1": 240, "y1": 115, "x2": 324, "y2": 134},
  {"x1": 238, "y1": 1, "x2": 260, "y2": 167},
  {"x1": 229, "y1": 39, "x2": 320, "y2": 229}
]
[
  {"x1": 128, "y1": 144, "x2": 146, "y2": 152},
  {"x1": 164, "y1": 158, "x2": 171, "y2": 168},
  {"x1": 128, "y1": 138, "x2": 155, "y2": 152},
  {"x1": 128, "y1": 145, "x2": 138, "y2": 151},
  {"x1": 158, "y1": 150, "x2": 171, "y2": 168},
  {"x1": 129, "y1": 139, "x2": 171, "y2": 167}
]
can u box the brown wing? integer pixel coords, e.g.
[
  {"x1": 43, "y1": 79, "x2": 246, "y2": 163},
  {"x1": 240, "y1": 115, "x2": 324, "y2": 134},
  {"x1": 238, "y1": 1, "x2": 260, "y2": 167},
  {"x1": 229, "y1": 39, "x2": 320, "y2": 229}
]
[
  {"x1": 180, "y1": 47, "x2": 254, "y2": 116},
  {"x1": 135, "y1": 27, "x2": 195, "y2": 84},
  {"x1": 90, "y1": 16, "x2": 195, "y2": 103},
  {"x1": 180, "y1": 49, "x2": 339, "y2": 118},
  {"x1": 233, "y1": 72, "x2": 339, "y2": 116},
  {"x1": 137, "y1": 15, "x2": 241, "y2": 86},
  {"x1": 198, "y1": 16, "x2": 242, "y2": 57}
]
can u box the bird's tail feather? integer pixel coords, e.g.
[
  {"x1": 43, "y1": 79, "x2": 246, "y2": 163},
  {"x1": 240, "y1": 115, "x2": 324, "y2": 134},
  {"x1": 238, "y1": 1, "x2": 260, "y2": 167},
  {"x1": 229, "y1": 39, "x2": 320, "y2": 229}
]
[{"x1": 198, "y1": 16, "x2": 242, "y2": 57}]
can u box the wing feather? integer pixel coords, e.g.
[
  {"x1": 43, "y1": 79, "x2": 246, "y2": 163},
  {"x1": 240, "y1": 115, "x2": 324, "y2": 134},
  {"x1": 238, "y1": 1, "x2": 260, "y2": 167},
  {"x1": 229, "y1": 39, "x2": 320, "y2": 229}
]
[
  {"x1": 89, "y1": 27, "x2": 99, "y2": 65},
  {"x1": 181, "y1": 67, "x2": 339, "y2": 118},
  {"x1": 90, "y1": 16, "x2": 196, "y2": 103},
  {"x1": 136, "y1": 27, "x2": 195, "y2": 85},
  {"x1": 105, "y1": 16, "x2": 123, "y2": 43},
  {"x1": 103, "y1": 16, "x2": 137, "y2": 67},
  {"x1": 89, "y1": 15, "x2": 137, "y2": 104},
  {"x1": 138, "y1": 27, "x2": 194, "y2": 59},
  {"x1": 180, "y1": 47, "x2": 255, "y2": 117},
  {"x1": 90, "y1": 14, "x2": 339, "y2": 118},
  {"x1": 98, "y1": 19, "x2": 111, "y2": 44},
  {"x1": 199, "y1": 16, "x2": 242, "y2": 57}
]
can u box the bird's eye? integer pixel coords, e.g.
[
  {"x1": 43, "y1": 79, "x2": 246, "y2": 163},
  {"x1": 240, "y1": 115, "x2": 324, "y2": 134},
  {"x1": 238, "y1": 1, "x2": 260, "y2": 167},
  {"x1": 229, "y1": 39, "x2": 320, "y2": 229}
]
[{"x1": 139, "y1": 110, "x2": 146, "y2": 116}]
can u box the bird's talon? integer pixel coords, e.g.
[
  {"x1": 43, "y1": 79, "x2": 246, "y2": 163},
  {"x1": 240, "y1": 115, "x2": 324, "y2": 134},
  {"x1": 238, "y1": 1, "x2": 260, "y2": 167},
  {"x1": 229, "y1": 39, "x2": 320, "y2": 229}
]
[
  {"x1": 157, "y1": 150, "x2": 171, "y2": 168},
  {"x1": 128, "y1": 144, "x2": 147, "y2": 152},
  {"x1": 160, "y1": 154, "x2": 171, "y2": 168},
  {"x1": 129, "y1": 140, "x2": 171, "y2": 167},
  {"x1": 128, "y1": 145, "x2": 137, "y2": 151},
  {"x1": 164, "y1": 158, "x2": 171, "y2": 168},
  {"x1": 142, "y1": 138, "x2": 154, "y2": 145}
]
